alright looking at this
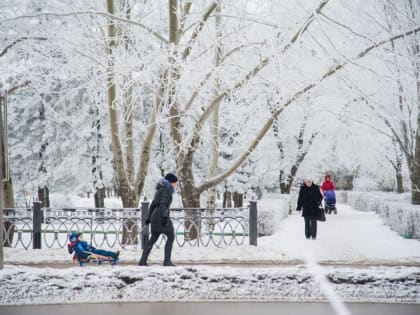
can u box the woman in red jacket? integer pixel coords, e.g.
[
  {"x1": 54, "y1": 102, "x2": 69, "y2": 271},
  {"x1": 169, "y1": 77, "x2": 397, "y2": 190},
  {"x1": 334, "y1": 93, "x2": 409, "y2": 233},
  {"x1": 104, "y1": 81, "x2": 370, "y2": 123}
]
[{"x1": 321, "y1": 174, "x2": 335, "y2": 194}]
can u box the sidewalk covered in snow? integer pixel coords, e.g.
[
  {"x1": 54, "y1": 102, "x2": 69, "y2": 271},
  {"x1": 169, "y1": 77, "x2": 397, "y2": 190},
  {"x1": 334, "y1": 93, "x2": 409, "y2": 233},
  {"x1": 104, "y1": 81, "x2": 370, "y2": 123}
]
[{"x1": 3, "y1": 203, "x2": 420, "y2": 266}]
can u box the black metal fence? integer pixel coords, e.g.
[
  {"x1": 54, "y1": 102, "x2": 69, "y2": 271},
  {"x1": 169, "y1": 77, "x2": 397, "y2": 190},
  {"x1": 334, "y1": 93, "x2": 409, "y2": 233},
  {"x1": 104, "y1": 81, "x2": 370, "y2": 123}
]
[{"x1": 2, "y1": 201, "x2": 259, "y2": 249}]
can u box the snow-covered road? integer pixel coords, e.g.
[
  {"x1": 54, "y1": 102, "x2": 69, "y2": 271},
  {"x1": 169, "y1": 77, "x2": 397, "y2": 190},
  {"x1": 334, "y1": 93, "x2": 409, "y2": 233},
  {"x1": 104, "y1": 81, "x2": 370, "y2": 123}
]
[{"x1": 1, "y1": 301, "x2": 420, "y2": 315}]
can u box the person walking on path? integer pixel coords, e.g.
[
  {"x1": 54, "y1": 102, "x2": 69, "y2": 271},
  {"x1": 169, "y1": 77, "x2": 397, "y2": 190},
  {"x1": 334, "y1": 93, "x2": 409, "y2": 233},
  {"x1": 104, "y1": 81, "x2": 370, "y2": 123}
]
[
  {"x1": 296, "y1": 178, "x2": 323, "y2": 240},
  {"x1": 138, "y1": 173, "x2": 178, "y2": 266},
  {"x1": 321, "y1": 174, "x2": 335, "y2": 194},
  {"x1": 321, "y1": 174, "x2": 336, "y2": 211}
]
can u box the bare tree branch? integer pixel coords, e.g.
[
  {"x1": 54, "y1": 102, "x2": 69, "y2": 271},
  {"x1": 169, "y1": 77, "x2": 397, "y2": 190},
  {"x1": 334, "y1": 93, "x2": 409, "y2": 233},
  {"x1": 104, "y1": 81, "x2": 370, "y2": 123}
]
[
  {"x1": 0, "y1": 37, "x2": 47, "y2": 58},
  {"x1": 6, "y1": 81, "x2": 31, "y2": 94}
]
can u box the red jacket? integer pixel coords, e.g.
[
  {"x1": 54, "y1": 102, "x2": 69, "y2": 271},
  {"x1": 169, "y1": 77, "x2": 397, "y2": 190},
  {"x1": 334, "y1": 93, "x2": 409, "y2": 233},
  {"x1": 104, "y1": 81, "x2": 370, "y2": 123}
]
[{"x1": 321, "y1": 180, "x2": 335, "y2": 193}]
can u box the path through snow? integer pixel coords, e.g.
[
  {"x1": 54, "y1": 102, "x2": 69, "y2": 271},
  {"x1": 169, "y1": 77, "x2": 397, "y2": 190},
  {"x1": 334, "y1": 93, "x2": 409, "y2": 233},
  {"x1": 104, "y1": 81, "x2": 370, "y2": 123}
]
[{"x1": 3, "y1": 203, "x2": 420, "y2": 266}]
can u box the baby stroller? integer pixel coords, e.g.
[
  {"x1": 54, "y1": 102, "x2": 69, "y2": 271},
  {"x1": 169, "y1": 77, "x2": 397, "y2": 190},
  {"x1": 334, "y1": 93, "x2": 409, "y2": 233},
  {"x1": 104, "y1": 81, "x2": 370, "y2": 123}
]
[{"x1": 324, "y1": 190, "x2": 337, "y2": 215}]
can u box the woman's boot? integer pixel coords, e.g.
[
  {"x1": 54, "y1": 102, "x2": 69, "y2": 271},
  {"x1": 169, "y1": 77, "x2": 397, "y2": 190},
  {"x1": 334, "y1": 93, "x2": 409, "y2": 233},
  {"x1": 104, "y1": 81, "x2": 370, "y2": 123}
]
[{"x1": 138, "y1": 247, "x2": 151, "y2": 266}]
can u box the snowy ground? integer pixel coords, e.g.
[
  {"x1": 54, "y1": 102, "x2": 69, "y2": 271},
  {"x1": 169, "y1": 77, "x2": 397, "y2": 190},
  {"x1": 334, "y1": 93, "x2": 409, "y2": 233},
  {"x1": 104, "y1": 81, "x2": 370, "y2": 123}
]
[
  {"x1": 1, "y1": 264, "x2": 419, "y2": 305},
  {"x1": 1, "y1": 203, "x2": 420, "y2": 305}
]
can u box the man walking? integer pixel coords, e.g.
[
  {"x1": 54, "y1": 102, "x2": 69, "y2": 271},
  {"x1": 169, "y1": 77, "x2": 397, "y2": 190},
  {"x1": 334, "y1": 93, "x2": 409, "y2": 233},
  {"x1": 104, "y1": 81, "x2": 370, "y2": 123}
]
[{"x1": 138, "y1": 173, "x2": 178, "y2": 266}]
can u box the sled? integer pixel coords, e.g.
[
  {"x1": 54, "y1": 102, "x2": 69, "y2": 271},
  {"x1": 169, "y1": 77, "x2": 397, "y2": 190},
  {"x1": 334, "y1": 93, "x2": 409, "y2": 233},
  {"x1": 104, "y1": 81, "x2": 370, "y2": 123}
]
[
  {"x1": 71, "y1": 250, "x2": 118, "y2": 267},
  {"x1": 68, "y1": 241, "x2": 119, "y2": 266},
  {"x1": 76, "y1": 252, "x2": 117, "y2": 266}
]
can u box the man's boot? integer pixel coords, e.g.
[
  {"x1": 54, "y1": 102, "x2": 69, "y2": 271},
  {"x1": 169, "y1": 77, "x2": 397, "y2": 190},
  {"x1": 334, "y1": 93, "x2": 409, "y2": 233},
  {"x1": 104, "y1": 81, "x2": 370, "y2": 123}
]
[{"x1": 138, "y1": 247, "x2": 151, "y2": 266}]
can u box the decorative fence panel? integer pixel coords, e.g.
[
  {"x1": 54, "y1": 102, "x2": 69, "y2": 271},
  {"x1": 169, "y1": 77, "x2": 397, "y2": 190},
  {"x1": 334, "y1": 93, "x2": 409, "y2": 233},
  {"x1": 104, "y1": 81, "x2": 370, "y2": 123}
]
[{"x1": 2, "y1": 201, "x2": 259, "y2": 249}]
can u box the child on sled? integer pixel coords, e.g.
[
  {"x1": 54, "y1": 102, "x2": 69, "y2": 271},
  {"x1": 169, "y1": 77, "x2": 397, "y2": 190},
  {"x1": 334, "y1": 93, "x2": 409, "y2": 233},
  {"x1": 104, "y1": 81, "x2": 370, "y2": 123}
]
[{"x1": 68, "y1": 232, "x2": 120, "y2": 266}]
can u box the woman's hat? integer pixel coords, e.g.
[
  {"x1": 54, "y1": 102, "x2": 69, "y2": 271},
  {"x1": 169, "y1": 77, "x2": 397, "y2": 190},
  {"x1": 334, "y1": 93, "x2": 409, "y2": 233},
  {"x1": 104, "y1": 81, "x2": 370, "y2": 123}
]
[{"x1": 165, "y1": 173, "x2": 178, "y2": 183}]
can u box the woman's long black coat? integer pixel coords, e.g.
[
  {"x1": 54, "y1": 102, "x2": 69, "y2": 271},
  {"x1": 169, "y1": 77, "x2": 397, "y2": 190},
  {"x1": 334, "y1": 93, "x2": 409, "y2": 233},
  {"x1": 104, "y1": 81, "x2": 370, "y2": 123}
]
[
  {"x1": 297, "y1": 183, "x2": 323, "y2": 218},
  {"x1": 147, "y1": 180, "x2": 174, "y2": 234}
]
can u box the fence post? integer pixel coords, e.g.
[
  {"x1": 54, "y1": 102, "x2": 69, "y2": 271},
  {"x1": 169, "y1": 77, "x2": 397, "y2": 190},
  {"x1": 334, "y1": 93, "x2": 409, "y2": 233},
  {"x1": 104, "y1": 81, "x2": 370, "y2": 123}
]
[
  {"x1": 0, "y1": 93, "x2": 3, "y2": 269},
  {"x1": 33, "y1": 201, "x2": 42, "y2": 249},
  {"x1": 249, "y1": 201, "x2": 258, "y2": 246},
  {"x1": 141, "y1": 202, "x2": 149, "y2": 250}
]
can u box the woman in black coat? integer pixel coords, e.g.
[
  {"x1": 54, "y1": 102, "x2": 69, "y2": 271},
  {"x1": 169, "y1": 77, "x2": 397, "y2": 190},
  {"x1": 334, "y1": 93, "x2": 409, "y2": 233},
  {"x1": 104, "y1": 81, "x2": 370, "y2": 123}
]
[
  {"x1": 138, "y1": 173, "x2": 178, "y2": 266},
  {"x1": 296, "y1": 178, "x2": 323, "y2": 240}
]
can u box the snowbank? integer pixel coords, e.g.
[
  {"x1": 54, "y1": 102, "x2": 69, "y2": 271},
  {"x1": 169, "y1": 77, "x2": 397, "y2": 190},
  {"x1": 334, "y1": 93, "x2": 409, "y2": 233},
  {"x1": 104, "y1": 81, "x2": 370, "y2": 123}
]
[
  {"x1": 0, "y1": 264, "x2": 419, "y2": 305},
  {"x1": 339, "y1": 191, "x2": 420, "y2": 239},
  {"x1": 256, "y1": 193, "x2": 290, "y2": 235}
]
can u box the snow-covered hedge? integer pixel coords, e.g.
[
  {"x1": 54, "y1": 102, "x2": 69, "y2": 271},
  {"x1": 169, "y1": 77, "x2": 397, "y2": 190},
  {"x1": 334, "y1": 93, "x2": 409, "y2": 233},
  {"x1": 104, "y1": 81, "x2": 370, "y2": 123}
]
[
  {"x1": 339, "y1": 191, "x2": 420, "y2": 239},
  {"x1": 256, "y1": 194, "x2": 290, "y2": 235}
]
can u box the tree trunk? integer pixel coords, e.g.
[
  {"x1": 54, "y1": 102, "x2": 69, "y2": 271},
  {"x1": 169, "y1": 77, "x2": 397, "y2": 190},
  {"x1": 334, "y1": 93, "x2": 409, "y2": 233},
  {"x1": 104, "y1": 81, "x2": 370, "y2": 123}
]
[
  {"x1": 223, "y1": 191, "x2": 232, "y2": 208},
  {"x1": 122, "y1": 5, "x2": 135, "y2": 185},
  {"x1": 105, "y1": 0, "x2": 140, "y2": 243},
  {"x1": 177, "y1": 161, "x2": 200, "y2": 240},
  {"x1": 408, "y1": 0, "x2": 420, "y2": 204},
  {"x1": 396, "y1": 172, "x2": 403, "y2": 194},
  {"x1": 280, "y1": 182, "x2": 290, "y2": 194},
  {"x1": 1, "y1": 99, "x2": 14, "y2": 248},
  {"x1": 2, "y1": 177, "x2": 15, "y2": 247},
  {"x1": 278, "y1": 117, "x2": 315, "y2": 194},
  {"x1": 285, "y1": 164, "x2": 299, "y2": 193},
  {"x1": 167, "y1": 0, "x2": 204, "y2": 239},
  {"x1": 206, "y1": 2, "x2": 222, "y2": 233},
  {"x1": 3, "y1": 177, "x2": 14, "y2": 208},
  {"x1": 94, "y1": 187, "x2": 105, "y2": 208},
  {"x1": 412, "y1": 124, "x2": 420, "y2": 203},
  {"x1": 106, "y1": 0, "x2": 128, "y2": 198},
  {"x1": 37, "y1": 185, "x2": 49, "y2": 208},
  {"x1": 233, "y1": 192, "x2": 243, "y2": 207},
  {"x1": 207, "y1": 107, "x2": 220, "y2": 210},
  {"x1": 0, "y1": 97, "x2": 3, "y2": 264},
  {"x1": 280, "y1": 170, "x2": 294, "y2": 194},
  {"x1": 410, "y1": 145, "x2": 420, "y2": 204},
  {"x1": 121, "y1": 188, "x2": 139, "y2": 245},
  {"x1": 411, "y1": 184, "x2": 420, "y2": 204}
]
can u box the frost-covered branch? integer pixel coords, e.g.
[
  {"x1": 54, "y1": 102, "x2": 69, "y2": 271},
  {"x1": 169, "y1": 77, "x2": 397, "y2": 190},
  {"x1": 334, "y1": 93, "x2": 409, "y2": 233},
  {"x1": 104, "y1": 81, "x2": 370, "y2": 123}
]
[
  {"x1": 181, "y1": 1, "x2": 218, "y2": 60},
  {"x1": 179, "y1": 1, "x2": 193, "y2": 35},
  {"x1": 0, "y1": 37, "x2": 47, "y2": 58},
  {"x1": 198, "y1": 24, "x2": 420, "y2": 193},
  {"x1": 191, "y1": 0, "x2": 331, "y2": 163},
  {"x1": 6, "y1": 81, "x2": 31, "y2": 95},
  {"x1": 185, "y1": 41, "x2": 264, "y2": 111},
  {"x1": 0, "y1": 11, "x2": 168, "y2": 44}
]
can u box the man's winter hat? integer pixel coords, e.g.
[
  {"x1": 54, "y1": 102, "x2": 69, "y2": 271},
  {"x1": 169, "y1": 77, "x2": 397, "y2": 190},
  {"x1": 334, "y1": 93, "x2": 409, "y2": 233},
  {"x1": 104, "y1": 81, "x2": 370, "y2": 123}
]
[
  {"x1": 69, "y1": 232, "x2": 78, "y2": 242},
  {"x1": 165, "y1": 173, "x2": 178, "y2": 183}
]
